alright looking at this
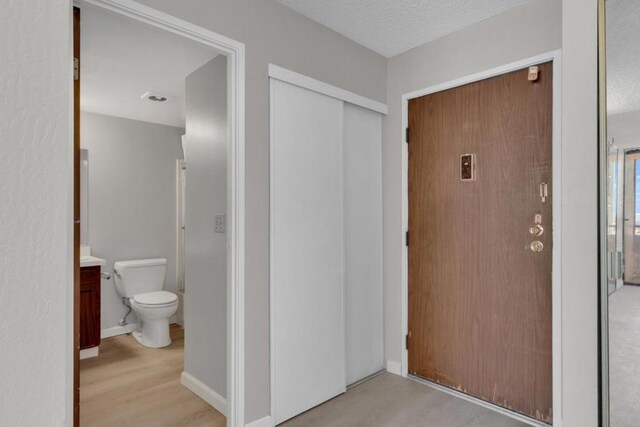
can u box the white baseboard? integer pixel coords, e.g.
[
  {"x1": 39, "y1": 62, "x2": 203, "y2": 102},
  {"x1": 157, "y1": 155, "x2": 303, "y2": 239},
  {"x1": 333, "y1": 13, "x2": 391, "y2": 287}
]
[
  {"x1": 79, "y1": 347, "x2": 99, "y2": 360},
  {"x1": 101, "y1": 323, "x2": 138, "y2": 339},
  {"x1": 246, "y1": 415, "x2": 272, "y2": 427},
  {"x1": 386, "y1": 360, "x2": 402, "y2": 376},
  {"x1": 181, "y1": 371, "x2": 227, "y2": 416},
  {"x1": 102, "y1": 318, "x2": 179, "y2": 340}
]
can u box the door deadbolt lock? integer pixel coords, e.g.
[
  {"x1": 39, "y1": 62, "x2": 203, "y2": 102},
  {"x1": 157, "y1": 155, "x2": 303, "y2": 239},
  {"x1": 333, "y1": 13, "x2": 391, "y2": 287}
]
[
  {"x1": 529, "y1": 224, "x2": 544, "y2": 236},
  {"x1": 530, "y1": 241, "x2": 544, "y2": 253}
]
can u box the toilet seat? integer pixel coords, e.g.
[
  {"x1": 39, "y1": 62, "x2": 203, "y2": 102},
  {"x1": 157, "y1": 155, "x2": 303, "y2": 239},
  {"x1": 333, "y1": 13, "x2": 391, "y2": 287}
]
[{"x1": 132, "y1": 291, "x2": 177, "y2": 308}]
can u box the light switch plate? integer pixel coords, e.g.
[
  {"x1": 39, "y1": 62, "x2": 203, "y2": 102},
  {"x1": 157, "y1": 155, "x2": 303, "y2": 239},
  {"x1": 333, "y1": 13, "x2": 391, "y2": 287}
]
[{"x1": 214, "y1": 214, "x2": 225, "y2": 233}]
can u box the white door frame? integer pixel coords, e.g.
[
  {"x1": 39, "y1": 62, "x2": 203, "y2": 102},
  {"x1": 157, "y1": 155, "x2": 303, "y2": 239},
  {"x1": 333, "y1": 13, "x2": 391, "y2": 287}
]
[
  {"x1": 400, "y1": 50, "x2": 563, "y2": 427},
  {"x1": 67, "y1": 1, "x2": 245, "y2": 426},
  {"x1": 176, "y1": 158, "x2": 186, "y2": 295}
]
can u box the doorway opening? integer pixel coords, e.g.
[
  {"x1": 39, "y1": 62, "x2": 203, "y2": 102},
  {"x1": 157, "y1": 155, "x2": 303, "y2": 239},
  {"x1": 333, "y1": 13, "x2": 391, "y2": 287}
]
[
  {"x1": 71, "y1": 1, "x2": 245, "y2": 426},
  {"x1": 599, "y1": 2, "x2": 640, "y2": 423},
  {"x1": 401, "y1": 51, "x2": 562, "y2": 427},
  {"x1": 622, "y1": 152, "x2": 640, "y2": 287}
]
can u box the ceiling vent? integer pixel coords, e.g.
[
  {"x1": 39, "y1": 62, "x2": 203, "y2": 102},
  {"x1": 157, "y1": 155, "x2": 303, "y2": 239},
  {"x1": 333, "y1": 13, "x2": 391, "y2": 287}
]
[{"x1": 140, "y1": 91, "x2": 170, "y2": 103}]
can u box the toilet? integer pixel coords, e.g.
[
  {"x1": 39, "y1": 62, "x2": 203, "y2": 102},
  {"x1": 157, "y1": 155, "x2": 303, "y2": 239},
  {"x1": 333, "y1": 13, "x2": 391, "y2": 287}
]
[{"x1": 113, "y1": 258, "x2": 178, "y2": 348}]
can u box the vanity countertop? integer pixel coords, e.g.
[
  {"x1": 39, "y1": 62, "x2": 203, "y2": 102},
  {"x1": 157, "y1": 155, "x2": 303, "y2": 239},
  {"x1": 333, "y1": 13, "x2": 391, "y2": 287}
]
[{"x1": 80, "y1": 255, "x2": 107, "y2": 268}]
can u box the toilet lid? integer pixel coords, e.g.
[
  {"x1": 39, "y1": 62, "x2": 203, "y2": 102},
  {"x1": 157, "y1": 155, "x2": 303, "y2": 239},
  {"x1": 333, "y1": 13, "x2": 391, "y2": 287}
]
[{"x1": 133, "y1": 291, "x2": 177, "y2": 306}]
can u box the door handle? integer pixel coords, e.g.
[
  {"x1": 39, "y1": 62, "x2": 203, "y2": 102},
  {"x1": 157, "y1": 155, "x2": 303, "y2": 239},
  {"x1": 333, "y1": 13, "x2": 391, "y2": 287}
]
[
  {"x1": 529, "y1": 224, "x2": 544, "y2": 236},
  {"x1": 530, "y1": 241, "x2": 544, "y2": 252},
  {"x1": 529, "y1": 214, "x2": 544, "y2": 251},
  {"x1": 529, "y1": 214, "x2": 544, "y2": 236}
]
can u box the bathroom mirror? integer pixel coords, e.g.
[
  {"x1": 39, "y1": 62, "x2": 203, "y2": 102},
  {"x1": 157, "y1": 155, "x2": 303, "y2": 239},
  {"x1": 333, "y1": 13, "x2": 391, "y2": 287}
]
[
  {"x1": 80, "y1": 148, "x2": 89, "y2": 245},
  {"x1": 599, "y1": 0, "x2": 640, "y2": 425}
]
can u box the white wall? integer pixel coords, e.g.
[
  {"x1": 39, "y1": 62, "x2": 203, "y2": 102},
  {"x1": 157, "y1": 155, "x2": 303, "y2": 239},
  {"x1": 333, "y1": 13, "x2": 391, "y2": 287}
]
[
  {"x1": 609, "y1": 111, "x2": 640, "y2": 149},
  {"x1": 0, "y1": 1, "x2": 71, "y2": 425},
  {"x1": 383, "y1": 0, "x2": 562, "y2": 370},
  {"x1": 183, "y1": 56, "x2": 228, "y2": 399},
  {"x1": 80, "y1": 112, "x2": 184, "y2": 331},
  {"x1": 134, "y1": 0, "x2": 388, "y2": 421},
  {"x1": 2, "y1": 0, "x2": 385, "y2": 423},
  {"x1": 561, "y1": 0, "x2": 599, "y2": 425},
  {"x1": 5, "y1": 1, "x2": 604, "y2": 425}
]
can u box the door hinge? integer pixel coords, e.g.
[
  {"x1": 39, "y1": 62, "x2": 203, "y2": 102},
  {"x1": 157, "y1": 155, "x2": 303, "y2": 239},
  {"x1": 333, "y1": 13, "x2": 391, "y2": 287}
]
[
  {"x1": 74, "y1": 58, "x2": 79, "y2": 80},
  {"x1": 405, "y1": 231, "x2": 409, "y2": 247},
  {"x1": 406, "y1": 334, "x2": 410, "y2": 350},
  {"x1": 405, "y1": 127, "x2": 410, "y2": 144}
]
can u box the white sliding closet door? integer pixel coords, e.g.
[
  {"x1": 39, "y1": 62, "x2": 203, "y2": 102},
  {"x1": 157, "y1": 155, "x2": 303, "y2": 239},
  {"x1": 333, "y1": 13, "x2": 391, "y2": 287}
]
[
  {"x1": 343, "y1": 103, "x2": 384, "y2": 385},
  {"x1": 270, "y1": 79, "x2": 346, "y2": 425}
]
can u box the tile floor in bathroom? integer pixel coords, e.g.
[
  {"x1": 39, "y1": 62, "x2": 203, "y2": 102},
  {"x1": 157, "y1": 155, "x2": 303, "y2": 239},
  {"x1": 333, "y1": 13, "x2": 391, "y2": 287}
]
[{"x1": 80, "y1": 324, "x2": 224, "y2": 427}]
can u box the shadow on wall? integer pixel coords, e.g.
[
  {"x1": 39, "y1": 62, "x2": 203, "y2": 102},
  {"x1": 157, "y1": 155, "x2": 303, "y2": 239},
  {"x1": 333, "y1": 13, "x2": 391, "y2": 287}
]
[{"x1": 183, "y1": 55, "x2": 228, "y2": 402}]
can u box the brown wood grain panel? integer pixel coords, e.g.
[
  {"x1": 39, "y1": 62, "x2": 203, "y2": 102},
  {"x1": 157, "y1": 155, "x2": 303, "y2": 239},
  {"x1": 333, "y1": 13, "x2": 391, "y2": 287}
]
[
  {"x1": 408, "y1": 62, "x2": 553, "y2": 423},
  {"x1": 79, "y1": 295, "x2": 101, "y2": 350},
  {"x1": 80, "y1": 266, "x2": 100, "y2": 287},
  {"x1": 73, "y1": 6, "x2": 81, "y2": 427},
  {"x1": 79, "y1": 292, "x2": 100, "y2": 350},
  {"x1": 79, "y1": 266, "x2": 101, "y2": 350}
]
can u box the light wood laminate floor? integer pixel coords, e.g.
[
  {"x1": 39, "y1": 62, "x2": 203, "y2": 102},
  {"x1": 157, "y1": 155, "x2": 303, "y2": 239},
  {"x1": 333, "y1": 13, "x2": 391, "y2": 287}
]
[
  {"x1": 83, "y1": 327, "x2": 531, "y2": 426},
  {"x1": 283, "y1": 373, "x2": 528, "y2": 427},
  {"x1": 80, "y1": 325, "x2": 225, "y2": 427}
]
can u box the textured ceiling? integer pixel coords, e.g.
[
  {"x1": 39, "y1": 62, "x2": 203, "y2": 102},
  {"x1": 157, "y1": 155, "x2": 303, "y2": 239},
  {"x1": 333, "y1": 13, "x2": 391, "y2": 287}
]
[
  {"x1": 607, "y1": 0, "x2": 640, "y2": 115},
  {"x1": 276, "y1": 0, "x2": 530, "y2": 57},
  {"x1": 81, "y1": 3, "x2": 217, "y2": 127}
]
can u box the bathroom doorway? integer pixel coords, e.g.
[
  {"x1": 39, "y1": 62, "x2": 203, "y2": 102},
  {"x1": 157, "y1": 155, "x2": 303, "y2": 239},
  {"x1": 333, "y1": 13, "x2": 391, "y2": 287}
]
[{"x1": 72, "y1": 1, "x2": 245, "y2": 426}]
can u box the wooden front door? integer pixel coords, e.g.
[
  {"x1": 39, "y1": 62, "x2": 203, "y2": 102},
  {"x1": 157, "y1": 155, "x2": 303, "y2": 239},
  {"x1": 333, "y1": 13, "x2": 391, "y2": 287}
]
[{"x1": 407, "y1": 62, "x2": 553, "y2": 423}]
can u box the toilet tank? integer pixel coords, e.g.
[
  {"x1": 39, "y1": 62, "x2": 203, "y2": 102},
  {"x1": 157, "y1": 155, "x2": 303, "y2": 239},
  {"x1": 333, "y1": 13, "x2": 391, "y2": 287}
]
[{"x1": 113, "y1": 258, "x2": 167, "y2": 298}]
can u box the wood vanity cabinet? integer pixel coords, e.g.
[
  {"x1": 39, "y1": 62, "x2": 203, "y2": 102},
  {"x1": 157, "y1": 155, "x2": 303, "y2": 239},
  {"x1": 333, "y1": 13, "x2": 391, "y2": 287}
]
[{"x1": 80, "y1": 266, "x2": 101, "y2": 349}]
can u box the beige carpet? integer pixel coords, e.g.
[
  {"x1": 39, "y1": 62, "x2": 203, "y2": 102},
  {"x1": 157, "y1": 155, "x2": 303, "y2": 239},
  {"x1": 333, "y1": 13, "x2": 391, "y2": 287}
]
[{"x1": 609, "y1": 285, "x2": 640, "y2": 427}]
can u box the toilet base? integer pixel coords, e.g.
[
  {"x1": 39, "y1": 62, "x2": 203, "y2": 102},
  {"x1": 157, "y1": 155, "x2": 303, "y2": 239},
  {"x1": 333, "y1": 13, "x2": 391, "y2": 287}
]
[{"x1": 132, "y1": 318, "x2": 171, "y2": 348}]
